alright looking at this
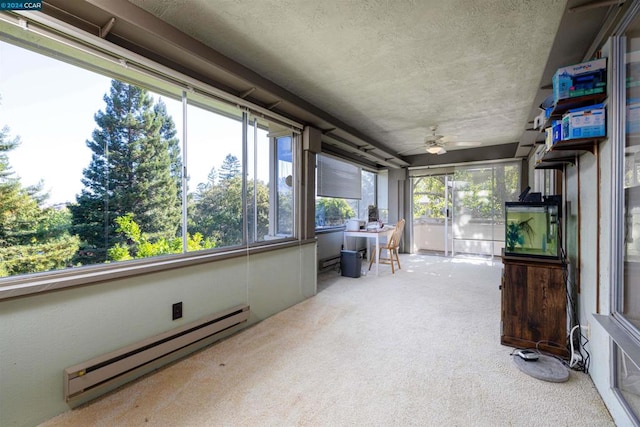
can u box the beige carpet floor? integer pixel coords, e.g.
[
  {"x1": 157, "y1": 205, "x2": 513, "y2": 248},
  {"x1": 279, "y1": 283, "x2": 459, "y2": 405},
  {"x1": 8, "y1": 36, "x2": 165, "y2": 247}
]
[{"x1": 41, "y1": 254, "x2": 614, "y2": 426}]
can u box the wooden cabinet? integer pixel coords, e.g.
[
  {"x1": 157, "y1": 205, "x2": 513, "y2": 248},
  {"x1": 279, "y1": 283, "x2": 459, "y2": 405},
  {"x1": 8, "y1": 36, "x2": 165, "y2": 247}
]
[{"x1": 501, "y1": 254, "x2": 568, "y2": 357}]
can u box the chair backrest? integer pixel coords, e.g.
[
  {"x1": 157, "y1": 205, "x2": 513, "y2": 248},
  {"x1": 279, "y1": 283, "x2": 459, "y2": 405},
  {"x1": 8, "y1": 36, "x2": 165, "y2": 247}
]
[{"x1": 388, "y1": 218, "x2": 405, "y2": 249}]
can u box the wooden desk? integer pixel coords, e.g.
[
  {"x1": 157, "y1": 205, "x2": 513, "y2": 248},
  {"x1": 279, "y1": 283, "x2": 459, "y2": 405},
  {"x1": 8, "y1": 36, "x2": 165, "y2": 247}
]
[{"x1": 343, "y1": 227, "x2": 394, "y2": 276}]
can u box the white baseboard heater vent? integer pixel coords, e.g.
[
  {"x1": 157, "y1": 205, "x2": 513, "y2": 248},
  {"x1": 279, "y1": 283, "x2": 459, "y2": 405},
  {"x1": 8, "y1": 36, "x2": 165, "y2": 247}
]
[
  {"x1": 319, "y1": 255, "x2": 341, "y2": 271},
  {"x1": 64, "y1": 304, "x2": 249, "y2": 401}
]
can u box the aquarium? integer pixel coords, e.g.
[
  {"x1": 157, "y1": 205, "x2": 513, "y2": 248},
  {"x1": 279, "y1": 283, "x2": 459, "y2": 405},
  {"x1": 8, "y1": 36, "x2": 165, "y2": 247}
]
[{"x1": 504, "y1": 202, "x2": 560, "y2": 259}]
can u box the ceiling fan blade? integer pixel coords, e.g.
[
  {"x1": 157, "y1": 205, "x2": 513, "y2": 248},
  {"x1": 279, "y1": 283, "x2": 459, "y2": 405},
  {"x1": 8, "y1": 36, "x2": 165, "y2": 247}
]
[
  {"x1": 443, "y1": 139, "x2": 482, "y2": 147},
  {"x1": 402, "y1": 125, "x2": 449, "y2": 155}
]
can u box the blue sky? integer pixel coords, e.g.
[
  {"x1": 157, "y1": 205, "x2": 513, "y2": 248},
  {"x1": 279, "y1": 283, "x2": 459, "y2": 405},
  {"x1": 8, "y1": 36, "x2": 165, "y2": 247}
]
[
  {"x1": 0, "y1": 41, "x2": 108, "y2": 204},
  {"x1": 0, "y1": 40, "x2": 259, "y2": 206}
]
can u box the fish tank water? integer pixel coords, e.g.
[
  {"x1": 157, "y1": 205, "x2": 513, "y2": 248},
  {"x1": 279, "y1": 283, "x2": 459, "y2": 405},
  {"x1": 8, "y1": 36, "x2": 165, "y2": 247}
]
[{"x1": 504, "y1": 202, "x2": 560, "y2": 259}]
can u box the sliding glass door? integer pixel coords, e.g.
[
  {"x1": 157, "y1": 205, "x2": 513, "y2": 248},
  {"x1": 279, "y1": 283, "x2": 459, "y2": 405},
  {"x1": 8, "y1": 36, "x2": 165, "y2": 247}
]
[
  {"x1": 411, "y1": 162, "x2": 520, "y2": 258},
  {"x1": 412, "y1": 174, "x2": 453, "y2": 255},
  {"x1": 452, "y1": 163, "x2": 520, "y2": 257}
]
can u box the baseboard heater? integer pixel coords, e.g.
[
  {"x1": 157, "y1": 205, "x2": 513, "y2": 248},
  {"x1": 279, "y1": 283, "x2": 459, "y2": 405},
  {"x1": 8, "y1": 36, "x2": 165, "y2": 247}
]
[
  {"x1": 64, "y1": 304, "x2": 250, "y2": 401},
  {"x1": 319, "y1": 255, "x2": 341, "y2": 271},
  {"x1": 319, "y1": 248, "x2": 367, "y2": 271}
]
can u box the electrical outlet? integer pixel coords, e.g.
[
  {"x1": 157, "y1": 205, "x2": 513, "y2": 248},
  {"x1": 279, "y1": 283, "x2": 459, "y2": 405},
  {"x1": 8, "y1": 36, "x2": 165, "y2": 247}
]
[
  {"x1": 585, "y1": 322, "x2": 591, "y2": 340},
  {"x1": 172, "y1": 302, "x2": 183, "y2": 320}
]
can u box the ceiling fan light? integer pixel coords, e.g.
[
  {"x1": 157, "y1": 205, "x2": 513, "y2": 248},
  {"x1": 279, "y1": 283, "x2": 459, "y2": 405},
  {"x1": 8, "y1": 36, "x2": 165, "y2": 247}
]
[{"x1": 426, "y1": 145, "x2": 442, "y2": 154}]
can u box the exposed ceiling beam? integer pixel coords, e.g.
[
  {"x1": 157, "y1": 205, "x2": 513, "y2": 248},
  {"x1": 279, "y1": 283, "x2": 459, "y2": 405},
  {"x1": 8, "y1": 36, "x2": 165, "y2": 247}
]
[
  {"x1": 79, "y1": 0, "x2": 404, "y2": 167},
  {"x1": 99, "y1": 17, "x2": 115, "y2": 38},
  {"x1": 569, "y1": 0, "x2": 624, "y2": 13}
]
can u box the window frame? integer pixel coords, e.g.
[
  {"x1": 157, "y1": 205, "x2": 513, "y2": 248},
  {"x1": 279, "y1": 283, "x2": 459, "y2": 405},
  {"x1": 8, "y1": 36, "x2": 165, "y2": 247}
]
[
  {"x1": 592, "y1": 5, "x2": 640, "y2": 423},
  {"x1": 272, "y1": 134, "x2": 296, "y2": 237},
  {"x1": 314, "y1": 157, "x2": 380, "y2": 230},
  {"x1": 0, "y1": 11, "x2": 303, "y2": 297},
  {"x1": 610, "y1": 19, "x2": 640, "y2": 342}
]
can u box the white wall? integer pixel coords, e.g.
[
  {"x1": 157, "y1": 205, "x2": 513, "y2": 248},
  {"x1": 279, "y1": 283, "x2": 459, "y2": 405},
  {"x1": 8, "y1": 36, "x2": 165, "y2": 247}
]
[
  {"x1": 528, "y1": 126, "x2": 629, "y2": 423},
  {"x1": 413, "y1": 221, "x2": 452, "y2": 253},
  {"x1": 316, "y1": 230, "x2": 344, "y2": 263},
  {"x1": 0, "y1": 243, "x2": 316, "y2": 427},
  {"x1": 572, "y1": 137, "x2": 629, "y2": 424},
  {"x1": 388, "y1": 168, "x2": 408, "y2": 226},
  {"x1": 413, "y1": 221, "x2": 504, "y2": 256},
  {"x1": 317, "y1": 229, "x2": 368, "y2": 269}
]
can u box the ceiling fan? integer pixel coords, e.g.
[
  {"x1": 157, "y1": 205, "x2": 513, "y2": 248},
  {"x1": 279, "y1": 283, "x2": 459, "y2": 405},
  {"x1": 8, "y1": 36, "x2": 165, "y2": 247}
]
[
  {"x1": 424, "y1": 126, "x2": 447, "y2": 155},
  {"x1": 399, "y1": 125, "x2": 448, "y2": 155}
]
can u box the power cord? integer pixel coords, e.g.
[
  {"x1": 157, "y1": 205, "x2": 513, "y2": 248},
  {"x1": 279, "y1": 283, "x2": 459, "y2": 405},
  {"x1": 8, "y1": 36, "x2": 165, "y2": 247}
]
[
  {"x1": 569, "y1": 325, "x2": 591, "y2": 374},
  {"x1": 509, "y1": 339, "x2": 589, "y2": 373},
  {"x1": 569, "y1": 325, "x2": 581, "y2": 368},
  {"x1": 561, "y1": 259, "x2": 590, "y2": 373}
]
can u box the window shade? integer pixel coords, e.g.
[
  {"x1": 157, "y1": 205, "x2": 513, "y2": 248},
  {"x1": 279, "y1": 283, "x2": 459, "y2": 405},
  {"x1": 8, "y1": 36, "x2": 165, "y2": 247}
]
[{"x1": 317, "y1": 154, "x2": 361, "y2": 199}]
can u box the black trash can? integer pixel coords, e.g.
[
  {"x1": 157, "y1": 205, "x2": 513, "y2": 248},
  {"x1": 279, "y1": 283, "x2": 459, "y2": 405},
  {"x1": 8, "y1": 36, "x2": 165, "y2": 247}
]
[{"x1": 340, "y1": 250, "x2": 362, "y2": 278}]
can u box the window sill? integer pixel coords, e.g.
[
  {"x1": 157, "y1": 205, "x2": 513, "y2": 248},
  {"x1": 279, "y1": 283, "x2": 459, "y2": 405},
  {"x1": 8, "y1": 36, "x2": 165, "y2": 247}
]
[
  {"x1": 315, "y1": 226, "x2": 346, "y2": 234},
  {"x1": 593, "y1": 313, "x2": 640, "y2": 363},
  {"x1": 0, "y1": 238, "x2": 316, "y2": 301}
]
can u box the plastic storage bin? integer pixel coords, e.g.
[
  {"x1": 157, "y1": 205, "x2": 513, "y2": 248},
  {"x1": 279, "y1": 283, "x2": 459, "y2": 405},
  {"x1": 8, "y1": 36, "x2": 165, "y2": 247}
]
[
  {"x1": 340, "y1": 250, "x2": 362, "y2": 278},
  {"x1": 561, "y1": 103, "x2": 605, "y2": 140},
  {"x1": 552, "y1": 58, "x2": 606, "y2": 102}
]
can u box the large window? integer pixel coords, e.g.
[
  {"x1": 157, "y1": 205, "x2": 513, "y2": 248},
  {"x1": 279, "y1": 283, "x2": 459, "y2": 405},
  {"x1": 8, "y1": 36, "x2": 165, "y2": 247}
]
[
  {"x1": 621, "y1": 20, "x2": 640, "y2": 329},
  {"x1": 411, "y1": 162, "x2": 520, "y2": 256},
  {"x1": 186, "y1": 96, "x2": 244, "y2": 249},
  {"x1": 315, "y1": 155, "x2": 378, "y2": 229},
  {"x1": 614, "y1": 13, "x2": 640, "y2": 419},
  {"x1": 346, "y1": 170, "x2": 377, "y2": 221},
  {"x1": 273, "y1": 134, "x2": 294, "y2": 236},
  {"x1": 0, "y1": 26, "x2": 298, "y2": 279},
  {"x1": 246, "y1": 116, "x2": 295, "y2": 241},
  {"x1": 453, "y1": 163, "x2": 520, "y2": 256}
]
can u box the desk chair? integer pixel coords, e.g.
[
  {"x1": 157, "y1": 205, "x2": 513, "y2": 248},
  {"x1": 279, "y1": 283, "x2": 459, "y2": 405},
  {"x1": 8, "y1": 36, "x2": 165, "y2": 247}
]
[{"x1": 369, "y1": 218, "x2": 405, "y2": 274}]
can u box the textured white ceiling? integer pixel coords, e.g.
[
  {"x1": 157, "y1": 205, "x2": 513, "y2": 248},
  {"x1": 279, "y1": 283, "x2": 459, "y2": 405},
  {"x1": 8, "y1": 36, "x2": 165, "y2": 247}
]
[{"x1": 128, "y1": 0, "x2": 567, "y2": 156}]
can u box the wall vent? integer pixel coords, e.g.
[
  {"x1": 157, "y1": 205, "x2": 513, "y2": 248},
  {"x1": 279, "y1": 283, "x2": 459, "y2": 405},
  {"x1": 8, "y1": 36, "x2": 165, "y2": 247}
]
[{"x1": 64, "y1": 304, "x2": 249, "y2": 401}]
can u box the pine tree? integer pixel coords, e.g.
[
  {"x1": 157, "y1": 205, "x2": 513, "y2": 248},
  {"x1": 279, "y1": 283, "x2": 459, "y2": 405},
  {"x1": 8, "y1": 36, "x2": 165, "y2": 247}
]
[
  {"x1": 0, "y1": 125, "x2": 26, "y2": 246},
  {"x1": 70, "y1": 80, "x2": 182, "y2": 262},
  {"x1": 219, "y1": 154, "x2": 241, "y2": 181},
  {"x1": 190, "y1": 155, "x2": 269, "y2": 247},
  {"x1": 0, "y1": 126, "x2": 79, "y2": 276}
]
